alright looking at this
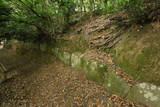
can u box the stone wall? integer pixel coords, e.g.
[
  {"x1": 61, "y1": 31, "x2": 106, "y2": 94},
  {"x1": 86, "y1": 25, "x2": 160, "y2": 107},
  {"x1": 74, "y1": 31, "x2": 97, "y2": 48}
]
[{"x1": 52, "y1": 48, "x2": 160, "y2": 107}]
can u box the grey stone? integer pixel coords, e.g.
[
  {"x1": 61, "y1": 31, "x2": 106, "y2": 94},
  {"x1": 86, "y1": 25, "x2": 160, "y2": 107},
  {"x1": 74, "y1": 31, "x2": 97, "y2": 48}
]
[
  {"x1": 84, "y1": 60, "x2": 105, "y2": 83},
  {"x1": 127, "y1": 83, "x2": 160, "y2": 107},
  {"x1": 71, "y1": 54, "x2": 82, "y2": 68},
  {"x1": 104, "y1": 71, "x2": 130, "y2": 96}
]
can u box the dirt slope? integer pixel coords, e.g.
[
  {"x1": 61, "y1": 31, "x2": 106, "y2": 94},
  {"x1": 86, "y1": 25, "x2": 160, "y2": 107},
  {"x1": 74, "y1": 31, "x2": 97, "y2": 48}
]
[{"x1": 113, "y1": 23, "x2": 160, "y2": 85}]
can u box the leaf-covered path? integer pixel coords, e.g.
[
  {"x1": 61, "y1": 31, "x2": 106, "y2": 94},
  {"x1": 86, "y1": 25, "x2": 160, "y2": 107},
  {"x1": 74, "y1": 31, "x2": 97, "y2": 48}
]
[
  {"x1": 0, "y1": 48, "x2": 148, "y2": 107},
  {"x1": 0, "y1": 57, "x2": 111, "y2": 107}
]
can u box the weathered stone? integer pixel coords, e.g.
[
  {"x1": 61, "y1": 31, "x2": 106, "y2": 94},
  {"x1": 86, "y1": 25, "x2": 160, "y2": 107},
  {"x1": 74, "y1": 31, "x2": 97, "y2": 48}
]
[
  {"x1": 52, "y1": 48, "x2": 71, "y2": 65},
  {"x1": 71, "y1": 54, "x2": 83, "y2": 68},
  {"x1": 83, "y1": 60, "x2": 105, "y2": 83},
  {"x1": 127, "y1": 83, "x2": 160, "y2": 107},
  {"x1": 104, "y1": 71, "x2": 130, "y2": 96},
  {"x1": 58, "y1": 50, "x2": 71, "y2": 65}
]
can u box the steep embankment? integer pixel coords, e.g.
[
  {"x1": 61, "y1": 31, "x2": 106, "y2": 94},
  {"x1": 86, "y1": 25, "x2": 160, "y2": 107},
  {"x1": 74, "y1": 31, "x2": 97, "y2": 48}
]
[
  {"x1": 63, "y1": 14, "x2": 160, "y2": 86},
  {"x1": 113, "y1": 23, "x2": 160, "y2": 85}
]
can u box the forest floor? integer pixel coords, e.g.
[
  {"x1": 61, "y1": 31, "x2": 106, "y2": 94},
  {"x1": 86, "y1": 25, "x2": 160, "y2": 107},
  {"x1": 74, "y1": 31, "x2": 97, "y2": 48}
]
[
  {"x1": 0, "y1": 49, "x2": 110, "y2": 107},
  {"x1": 0, "y1": 49, "x2": 147, "y2": 107}
]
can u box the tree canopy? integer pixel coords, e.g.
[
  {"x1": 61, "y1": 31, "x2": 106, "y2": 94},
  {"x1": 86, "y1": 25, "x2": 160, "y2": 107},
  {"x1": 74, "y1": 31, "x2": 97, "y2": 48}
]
[{"x1": 0, "y1": 0, "x2": 159, "y2": 44}]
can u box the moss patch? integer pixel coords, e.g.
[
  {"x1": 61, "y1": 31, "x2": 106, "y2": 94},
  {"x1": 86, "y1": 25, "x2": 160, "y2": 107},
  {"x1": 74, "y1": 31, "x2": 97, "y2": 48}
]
[{"x1": 113, "y1": 25, "x2": 160, "y2": 85}]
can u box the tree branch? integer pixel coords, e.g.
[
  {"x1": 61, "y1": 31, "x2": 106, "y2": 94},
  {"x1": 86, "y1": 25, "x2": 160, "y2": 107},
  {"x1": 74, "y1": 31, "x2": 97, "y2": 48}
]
[
  {"x1": 17, "y1": 0, "x2": 45, "y2": 19},
  {"x1": 1, "y1": 18, "x2": 48, "y2": 35}
]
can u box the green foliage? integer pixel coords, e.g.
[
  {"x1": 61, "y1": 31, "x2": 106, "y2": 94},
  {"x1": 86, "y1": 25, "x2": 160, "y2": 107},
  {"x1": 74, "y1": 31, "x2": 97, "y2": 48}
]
[
  {"x1": 0, "y1": 0, "x2": 159, "y2": 44},
  {"x1": 95, "y1": 0, "x2": 159, "y2": 22},
  {"x1": 0, "y1": 0, "x2": 77, "y2": 43},
  {"x1": 0, "y1": 0, "x2": 12, "y2": 40}
]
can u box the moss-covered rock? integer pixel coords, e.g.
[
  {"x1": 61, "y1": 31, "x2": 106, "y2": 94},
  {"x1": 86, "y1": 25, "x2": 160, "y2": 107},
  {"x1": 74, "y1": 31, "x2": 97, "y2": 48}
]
[
  {"x1": 104, "y1": 71, "x2": 130, "y2": 96},
  {"x1": 71, "y1": 54, "x2": 83, "y2": 68},
  {"x1": 84, "y1": 61, "x2": 106, "y2": 83},
  {"x1": 127, "y1": 83, "x2": 160, "y2": 107}
]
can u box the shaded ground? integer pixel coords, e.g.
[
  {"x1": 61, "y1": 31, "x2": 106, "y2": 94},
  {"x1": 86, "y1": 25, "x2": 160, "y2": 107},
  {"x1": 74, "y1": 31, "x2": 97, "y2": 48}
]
[
  {"x1": 0, "y1": 49, "x2": 147, "y2": 107},
  {"x1": 0, "y1": 49, "x2": 110, "y2": 107},
  {"x1": 0, "y1": 59, "x2": 109, "y2": 107}
]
